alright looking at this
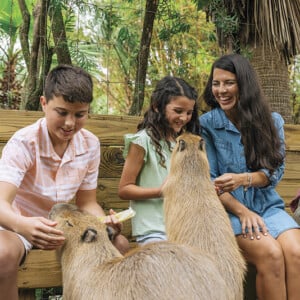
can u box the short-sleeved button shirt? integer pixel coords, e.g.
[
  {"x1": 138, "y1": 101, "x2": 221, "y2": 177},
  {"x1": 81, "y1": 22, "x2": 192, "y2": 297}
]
[
  {"x1": 200, "y1": 108, "x2": 299, "y2": 238},
  {"x1": 0, "y1": 118, "x2": 100, "y2": 218}
]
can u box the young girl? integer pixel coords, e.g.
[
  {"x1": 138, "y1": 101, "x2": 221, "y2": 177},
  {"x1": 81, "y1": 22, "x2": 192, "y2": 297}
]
[
  {"x1": 200, "y1": 53, "x2": 300, "y2": 300},
  {"x1": 118, "y1": 76, "x2": 200, "y2": 245}
]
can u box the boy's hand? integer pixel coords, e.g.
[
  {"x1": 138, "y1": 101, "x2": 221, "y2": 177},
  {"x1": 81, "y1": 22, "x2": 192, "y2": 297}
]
[
  {"x1": 17, "y1": 216, "x2": 65, "y2": 250},
  {"x1": 103, "y1": 209, "x2": 122, "y2": 235}
]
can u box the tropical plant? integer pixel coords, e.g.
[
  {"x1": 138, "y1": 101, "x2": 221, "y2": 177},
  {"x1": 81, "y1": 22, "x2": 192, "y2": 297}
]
[{"x1": 0, "y1": 0, "x2": 27, "y2": 109}]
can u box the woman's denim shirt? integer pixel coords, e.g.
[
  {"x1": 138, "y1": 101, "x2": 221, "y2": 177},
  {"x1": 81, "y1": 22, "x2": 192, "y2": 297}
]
[{"x1": 199, "y1": 108, "x2": 285, "y2": 215}]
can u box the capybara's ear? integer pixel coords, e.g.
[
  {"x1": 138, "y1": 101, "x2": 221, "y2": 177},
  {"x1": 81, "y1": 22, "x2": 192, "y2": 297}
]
[
  {"x1": 199, "y1": 138, "x2": 205, "y2": 151},
  {"x1": 178, "y1": 139, "x2": 186, "y2": 151},
  {"x1": 81, "y1": 227, "x2": 98, "y2": 243},
  {"x1": 106, "y1": 226, "x2": 114, "y2": 241}
]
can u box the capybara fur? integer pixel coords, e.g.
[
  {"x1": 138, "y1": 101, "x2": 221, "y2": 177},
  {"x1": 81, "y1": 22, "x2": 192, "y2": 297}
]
[
  {"x1": 49, "y1": 203, "x2": 233, "y2": 300},
  {"x1": 163, "y1": 132, "x2": 246, "y2": 300}
]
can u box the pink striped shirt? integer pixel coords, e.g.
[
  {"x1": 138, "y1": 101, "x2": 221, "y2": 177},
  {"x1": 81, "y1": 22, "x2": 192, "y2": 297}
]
[{"x1": 0, "y1": 118, "x2": 100, "y2": 217}]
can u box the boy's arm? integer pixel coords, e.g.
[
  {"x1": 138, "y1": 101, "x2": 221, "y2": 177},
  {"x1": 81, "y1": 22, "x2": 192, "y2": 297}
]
[
  {"x1": 75, "y1": 189, "x2": 105, "y2": 216},
  {"x1": 0, "y1": 182, "x2": 19, "y2": 230},
  {"x1": 75, "y1": 189, "x2": 130, "y2": 254}
]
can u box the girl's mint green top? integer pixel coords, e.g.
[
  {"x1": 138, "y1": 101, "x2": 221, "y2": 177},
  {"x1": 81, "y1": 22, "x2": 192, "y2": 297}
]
[{"x1": 123, "y1": 129, "x2": 173, "y2": 237}]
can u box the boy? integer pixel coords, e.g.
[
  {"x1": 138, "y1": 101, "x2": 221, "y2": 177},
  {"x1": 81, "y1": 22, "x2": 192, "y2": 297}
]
[{"x1": 0, "y1": 65, "x2": 129, "y2": 300}]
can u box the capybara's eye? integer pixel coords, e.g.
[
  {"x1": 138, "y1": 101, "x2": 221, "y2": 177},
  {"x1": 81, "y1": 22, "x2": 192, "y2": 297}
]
[
  {"x1": 178, "y1": 139, "x2": 186, "y2": 151},
  {"x1": 66, "y1": 220, "x2": 74, "y2": 227}
]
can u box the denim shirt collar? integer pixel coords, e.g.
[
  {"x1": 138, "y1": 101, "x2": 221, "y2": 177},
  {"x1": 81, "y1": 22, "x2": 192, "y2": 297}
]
[{"x1": 211, "y1": 108, "x2": 240, "y2": 133}]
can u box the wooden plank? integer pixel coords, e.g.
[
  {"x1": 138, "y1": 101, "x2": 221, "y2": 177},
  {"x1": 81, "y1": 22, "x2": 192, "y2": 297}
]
[
  {"x1": 0, "y1": 110, "x2": 140, "y2": 144},
  {"x1": 284, "y1": 124, "x2": 300, "y2": 151},
  {"x1": 277, "y1": 180, "x2": 299, "y2": 206},
  {"x1": 100, "y1": 146, "x2": 125, "y2": 178},
  {"x1": 18, "y1": 250, "x2": 62, "y2": 288},
  {"x1": 282, "y1": 152, "x2": 300, "y2": 179},
  {"x1": 84, "y1": 115, "x2": 139, "y2": 145}
]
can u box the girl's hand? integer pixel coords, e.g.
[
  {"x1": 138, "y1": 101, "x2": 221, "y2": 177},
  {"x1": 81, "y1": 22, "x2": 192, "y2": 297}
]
[
  {"x1": 237, "y1": 208, "x2": 268, "y2": 240},
  {"x1": 17, "y1": 216, "x2": 65, "y2": 250}
]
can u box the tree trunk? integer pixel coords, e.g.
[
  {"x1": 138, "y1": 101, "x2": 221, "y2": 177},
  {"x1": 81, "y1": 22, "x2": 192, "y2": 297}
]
[
  {"x1": 129, "y1": 0, "x2": 159, "y2": 116},
  {"x1": 49, "y1": 3, "x2": 72, "y2": 65},
  {"x1": 250, "y1": 46, "x2": 293, "y2": 124}
]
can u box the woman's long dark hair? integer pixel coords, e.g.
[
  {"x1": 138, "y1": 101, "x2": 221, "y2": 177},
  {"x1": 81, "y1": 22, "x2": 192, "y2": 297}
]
[
  {"x1": 203, "y1": 54, "x2": 284, "y2": 173},
  {"x1": 138, "y1": 76, "x2": 200, "y2": 167}
]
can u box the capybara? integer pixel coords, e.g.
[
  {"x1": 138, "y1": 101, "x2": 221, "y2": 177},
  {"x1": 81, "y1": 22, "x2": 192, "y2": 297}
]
[
  {"x1": 49, "y1": 203, "x2": 233, "y2": 300},
  {"x1": 163, "y1": 132, "x2": 246, "y2": 300}
]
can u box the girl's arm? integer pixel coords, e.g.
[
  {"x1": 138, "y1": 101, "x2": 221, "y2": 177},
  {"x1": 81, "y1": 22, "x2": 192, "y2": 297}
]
[{"x1": 118, "y1": 143, "x2": 161, "y2": 200}]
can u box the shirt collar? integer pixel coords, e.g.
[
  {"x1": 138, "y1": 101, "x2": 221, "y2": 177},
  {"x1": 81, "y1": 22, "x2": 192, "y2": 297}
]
[{"x1": 211, "y1": 108, "x2": 240, "y2": 132}]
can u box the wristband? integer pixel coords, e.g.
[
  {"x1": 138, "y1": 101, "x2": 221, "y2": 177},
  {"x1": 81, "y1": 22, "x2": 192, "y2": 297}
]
[{"x1": 244, "y1": 173, "x2": 252, "y2": 192}]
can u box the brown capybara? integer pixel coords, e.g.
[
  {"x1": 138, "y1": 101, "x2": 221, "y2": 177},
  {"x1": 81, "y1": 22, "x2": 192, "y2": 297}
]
[
  {"x1": 49, "y1": 203, "x2": 234, "y2": 300},
  {"x1": 163, "y1": 132, "x2": 246, "y2": 300}
]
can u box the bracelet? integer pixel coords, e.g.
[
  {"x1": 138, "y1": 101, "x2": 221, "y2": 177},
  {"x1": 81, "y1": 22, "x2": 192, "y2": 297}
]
[{"x1": 244, "y1": 172, "x2": 252, "y2": 192}]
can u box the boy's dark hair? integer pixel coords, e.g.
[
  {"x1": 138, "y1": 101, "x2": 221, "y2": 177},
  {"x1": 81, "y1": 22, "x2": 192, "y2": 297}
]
[
  {"x1": 138, "y1": 76, "x2": 200, "y2": 167},
  {"x1": 44, "y1": 64, "x2": 93, "y2": 103}
]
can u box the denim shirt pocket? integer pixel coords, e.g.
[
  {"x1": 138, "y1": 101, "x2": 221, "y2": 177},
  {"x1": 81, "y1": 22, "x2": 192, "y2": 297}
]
[{"x1": 214, "y1": 138, "x2": 236, "y2": 172}]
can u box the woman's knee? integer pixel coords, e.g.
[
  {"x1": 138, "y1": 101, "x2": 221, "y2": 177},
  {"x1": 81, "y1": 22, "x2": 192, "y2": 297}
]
[
  {"x1": 278, "y1": 229, "x2": 300, "y2": 267},
  {"x1": 283, "y1": 243, "x2": 300, "y2": 267},
  {"x1": 258, "y1": 247, "x2": 284, "y2": 277}
]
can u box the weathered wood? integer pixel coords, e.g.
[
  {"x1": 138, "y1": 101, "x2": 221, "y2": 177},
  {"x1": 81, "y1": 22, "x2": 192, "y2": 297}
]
[
  {"x1": 99, "y1": 146, "x2": 125, "y2": 178},
  {"x1": 284, "y1": 124, "x2": 300, "y2": 151},
  {"x1": 18, "y1": 250, "x2": 62, "y2": 289},
  {"x1": 0, "y1": 110, "x2": 139, "y2": 145},
  {"x1": 277, "y1": 151, "x2": 300, "y2": 205}
]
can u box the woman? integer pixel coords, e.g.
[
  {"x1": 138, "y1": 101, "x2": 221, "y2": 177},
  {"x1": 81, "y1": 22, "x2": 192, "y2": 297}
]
[{"x1": 200, "y1": 53, "x2": 300, "y2": 300}]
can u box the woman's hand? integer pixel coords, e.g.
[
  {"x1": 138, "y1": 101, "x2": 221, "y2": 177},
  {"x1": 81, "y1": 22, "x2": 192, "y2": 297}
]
[
  {"x1": 214, "y1": 173, "x2": 245, "y2": 193},
  {"x1": 237, "y1": 208, "x2": 268, "y2": 240}
]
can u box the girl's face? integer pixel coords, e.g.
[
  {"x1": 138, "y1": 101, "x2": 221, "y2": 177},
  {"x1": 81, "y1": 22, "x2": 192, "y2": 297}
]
[
  {"x1": 212, "y1": 68, "x2": 239, "y2": 114},
  {"x1": 165, "y1": 96, "x2": 195, "y2": 134}
]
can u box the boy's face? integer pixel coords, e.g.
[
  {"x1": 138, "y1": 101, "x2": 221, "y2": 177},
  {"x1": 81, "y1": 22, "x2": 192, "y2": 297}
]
[{"x1": 40, "y1": 95, "x2": 89, "y2": 147}]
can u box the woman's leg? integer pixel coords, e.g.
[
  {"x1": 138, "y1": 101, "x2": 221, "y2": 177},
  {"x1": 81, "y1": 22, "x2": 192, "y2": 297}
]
[
  {"x1": 237, "y1": 234, "x2": 286, "y2": 300},
  {"x1": 277, "y1": 229, "x2": 300, "y2": 300},
  {"x1": 0, "y1": 230, "x2": 26, "y2": 300}
]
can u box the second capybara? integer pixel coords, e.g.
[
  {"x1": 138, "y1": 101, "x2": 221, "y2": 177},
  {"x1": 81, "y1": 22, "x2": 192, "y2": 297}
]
[{"x1": 163, "y1": 132, "x2": 246, "y2": 300}]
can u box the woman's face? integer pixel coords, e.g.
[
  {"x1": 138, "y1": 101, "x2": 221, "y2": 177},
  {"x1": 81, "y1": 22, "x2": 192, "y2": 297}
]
[
  {"x1": 165, "y1": 96, "x2": 195, "y2": 134},
  {"x1": 212, "y1": 68, "x2": 239, "y2": 113}
]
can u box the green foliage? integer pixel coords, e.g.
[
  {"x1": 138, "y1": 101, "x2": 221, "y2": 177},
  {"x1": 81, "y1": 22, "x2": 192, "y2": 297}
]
[
  {"x1": 0, "y1": 0, "x2": 219, "y2": 115},
  {"x1": 290, "y1": 55, "x2": 300, "y2": 124}
]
